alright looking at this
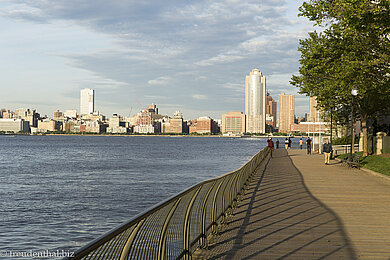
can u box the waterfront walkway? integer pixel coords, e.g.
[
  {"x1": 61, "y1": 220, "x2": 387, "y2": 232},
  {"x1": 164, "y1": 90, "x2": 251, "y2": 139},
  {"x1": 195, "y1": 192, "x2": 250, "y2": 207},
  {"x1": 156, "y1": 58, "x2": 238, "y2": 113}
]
[{"x1": 194, "y1": 149, "x2": 390, "y2": 259}]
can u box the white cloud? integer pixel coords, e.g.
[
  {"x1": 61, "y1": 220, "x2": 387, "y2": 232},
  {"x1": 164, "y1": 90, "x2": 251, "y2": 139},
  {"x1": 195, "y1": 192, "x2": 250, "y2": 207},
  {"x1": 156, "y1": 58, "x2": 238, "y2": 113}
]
[
  {"x1": 147, "y1": 76, "x2": 171, "y2": 86},
  {"x1": 192, "y1": 94, "x2": 207, "y2": 100},
  {"x1": 0, "y1": 0, "x2": 314, "y2": 118}
]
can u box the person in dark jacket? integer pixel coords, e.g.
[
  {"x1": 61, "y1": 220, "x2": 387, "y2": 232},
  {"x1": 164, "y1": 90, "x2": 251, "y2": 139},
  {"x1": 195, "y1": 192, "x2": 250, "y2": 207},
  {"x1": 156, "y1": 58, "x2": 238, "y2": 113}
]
[
  {"x1": 275, "y1": 139, "x2": 279, "y2": 149},
  {"x1": 323, "y1": 139, "x2": 333, "y2": 165},
  {"x1": 306, "y1": 137, "x2": 312, "y2": 154},
  {"x1": 267, "y1": 138, "x2": 274, "y2": 158}
]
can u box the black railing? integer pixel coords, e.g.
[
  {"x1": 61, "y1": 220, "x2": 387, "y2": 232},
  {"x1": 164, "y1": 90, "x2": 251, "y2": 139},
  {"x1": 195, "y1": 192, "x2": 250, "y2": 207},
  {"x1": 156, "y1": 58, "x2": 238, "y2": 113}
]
[{"x1": 64, "y1": 148, "x2": 270, "y2": 260}]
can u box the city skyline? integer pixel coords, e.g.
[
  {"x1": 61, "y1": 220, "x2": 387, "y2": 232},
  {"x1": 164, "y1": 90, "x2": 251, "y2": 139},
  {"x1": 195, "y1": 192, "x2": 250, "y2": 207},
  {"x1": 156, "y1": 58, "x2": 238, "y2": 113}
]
[{"x1": 0, "y1": 0, "x2": 314, "y2": 119}]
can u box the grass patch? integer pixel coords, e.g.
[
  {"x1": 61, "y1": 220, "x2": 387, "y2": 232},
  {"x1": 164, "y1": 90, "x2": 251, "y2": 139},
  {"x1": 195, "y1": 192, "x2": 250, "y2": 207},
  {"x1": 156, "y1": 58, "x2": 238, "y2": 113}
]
[{"x1": 335, "y1": 152, "x2": 390, "y2": 176}]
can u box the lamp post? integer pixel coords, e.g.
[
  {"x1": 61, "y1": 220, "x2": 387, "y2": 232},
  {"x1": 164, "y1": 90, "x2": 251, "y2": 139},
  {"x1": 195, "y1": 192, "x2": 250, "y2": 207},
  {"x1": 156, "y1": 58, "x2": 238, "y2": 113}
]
[{"x1": 350, "y1": 87, "x2": 358, "y2": 158}]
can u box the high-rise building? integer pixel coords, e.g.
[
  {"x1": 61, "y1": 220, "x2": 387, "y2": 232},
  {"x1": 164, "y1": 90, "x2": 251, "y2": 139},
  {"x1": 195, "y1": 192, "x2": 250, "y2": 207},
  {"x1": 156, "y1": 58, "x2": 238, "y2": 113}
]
[
  {"x1": 222, "y1": 111, "x2": 246, "y2": 134},
  {"x1": 265, "y1": 93, "x2": 277, "y2": 129},
  {"x1": 308, "y1": 96, "x2": 323, "y2": 122},
  {"x1": 245, "y1": 69, "x2": 266, "y2": 133},
  {"x1": 278, "y1": 93, "x2": 295, "y2": 133},
  {"x1": 80, "y1": 88, "x2": 95, "y2": 115}
]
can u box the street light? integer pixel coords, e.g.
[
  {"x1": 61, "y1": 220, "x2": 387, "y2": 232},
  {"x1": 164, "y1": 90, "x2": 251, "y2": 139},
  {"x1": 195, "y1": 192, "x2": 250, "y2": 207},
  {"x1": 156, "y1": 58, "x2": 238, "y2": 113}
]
[{"x1": 350, "y1": 87, "x2": 358, "y2": 158}]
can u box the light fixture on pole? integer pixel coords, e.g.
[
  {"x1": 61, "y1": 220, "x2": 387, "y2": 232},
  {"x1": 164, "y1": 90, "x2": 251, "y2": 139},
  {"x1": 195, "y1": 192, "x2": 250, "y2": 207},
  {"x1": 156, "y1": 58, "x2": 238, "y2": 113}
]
[{"x1": 350, "y1": 87, "x2": 358, "y2": 158}]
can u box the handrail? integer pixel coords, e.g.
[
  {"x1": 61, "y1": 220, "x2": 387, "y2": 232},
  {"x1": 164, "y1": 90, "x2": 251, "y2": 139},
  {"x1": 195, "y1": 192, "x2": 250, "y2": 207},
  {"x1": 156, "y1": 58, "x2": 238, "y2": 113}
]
[{"x1": 64, "y1": 147, "x2": 270, "y2": 260}]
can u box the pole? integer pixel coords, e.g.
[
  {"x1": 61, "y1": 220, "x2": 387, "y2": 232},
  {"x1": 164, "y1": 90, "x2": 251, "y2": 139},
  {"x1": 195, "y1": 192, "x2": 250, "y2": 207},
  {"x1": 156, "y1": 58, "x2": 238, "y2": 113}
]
[
  {"x1": 330, "y1": 108, "x2": 333, "y2": 143},
  {"x1": 350, "y1": 96, "x2": 354, "y2": 158},
  {"x1": 330, "y1": 107, "x2": 333, "y2": 159}
]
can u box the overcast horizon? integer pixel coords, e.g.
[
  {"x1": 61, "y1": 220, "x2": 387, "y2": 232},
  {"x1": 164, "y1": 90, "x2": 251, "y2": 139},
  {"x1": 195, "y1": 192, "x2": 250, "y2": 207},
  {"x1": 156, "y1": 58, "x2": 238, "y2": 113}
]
[{"x1": 1, "y1": 0, "x2": 315, "y2": 119}]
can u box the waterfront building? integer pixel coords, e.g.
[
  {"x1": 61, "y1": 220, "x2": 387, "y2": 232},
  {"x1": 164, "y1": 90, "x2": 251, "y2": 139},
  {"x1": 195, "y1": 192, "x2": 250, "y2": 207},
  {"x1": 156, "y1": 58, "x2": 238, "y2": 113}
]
[
  {"x1": 62, "y1": 120, "x2": 82, "y2": 133},
  {"x1": 189, "y1": 116, "x2": 218, "y2": 134},
  {"x1": 134, "y1": 110, "x2": 159, "y2": 134},
  {"x1": 161, "y1": 111, "x2": 185, "y2": 134},
  {"x1": 80, "y1": 88, "x2": 95, "y2": 115},
  {"x1": 278, "y1": 93, "x2": 295, "y2": 133},
  {"x1": 83, "y1": 120, "x2": 106, "y2": 133},
  {"x1": 0, "y1": 119, "x2": 29, "y2": 133},
  {"x1": 107, "y1": 114, "x2": 129, "y2": 134},
  {"x1": 308, "y1": 96, "x2": 323, "y2": 122},
  {"x1": 38, "y1": 119, "x2": 62, "y2": 132},
  {"x1": 14, "y1": 108, "x2": 39, "y2": 127},
  {"x1": 245, "y1": 69, "x2": 266, "y2": 133},
  {"x1": 64, "y1": 110, "x2": 77, "y2": 119},
  {"x1": 221, "y1": 111, "x2": 246, "y2": 134}
]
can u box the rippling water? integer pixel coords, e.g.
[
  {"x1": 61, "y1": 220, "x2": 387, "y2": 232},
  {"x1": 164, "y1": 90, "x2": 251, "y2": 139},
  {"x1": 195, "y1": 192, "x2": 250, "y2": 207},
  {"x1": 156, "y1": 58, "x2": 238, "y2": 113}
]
[{"x1": 0, "y1": 135, "x2": 287, "y2": 256}]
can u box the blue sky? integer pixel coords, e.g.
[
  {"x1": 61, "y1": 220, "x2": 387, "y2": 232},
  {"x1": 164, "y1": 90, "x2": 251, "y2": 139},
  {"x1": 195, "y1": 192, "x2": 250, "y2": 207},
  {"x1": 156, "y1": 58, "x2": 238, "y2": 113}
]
[{"x1": 0, "y1": 0, "x2": 314, "y2": 119}]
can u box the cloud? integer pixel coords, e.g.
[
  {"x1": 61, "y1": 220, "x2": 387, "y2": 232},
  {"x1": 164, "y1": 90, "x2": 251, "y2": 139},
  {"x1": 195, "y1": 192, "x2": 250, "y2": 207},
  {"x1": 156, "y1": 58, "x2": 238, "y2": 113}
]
[
  {"x1": 0, "y1": 0, "x2": 314, "y2": 119},
  {"x1": 192, "y1": 94, "x2": 207, "y2": 100},
  {"x1": 147, "y1": 76, "x2": 171, "y2": 86}
]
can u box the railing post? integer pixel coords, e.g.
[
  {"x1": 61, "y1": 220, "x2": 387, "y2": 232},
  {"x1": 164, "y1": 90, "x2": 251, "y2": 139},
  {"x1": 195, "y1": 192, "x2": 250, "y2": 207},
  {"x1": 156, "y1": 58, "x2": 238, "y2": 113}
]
[
  {"x1": 183, "y1": 186, "x2": 202, "y2": 260},
  {"x1": 221, "y1": 174, "x2": 235, "y2": 223},
  {"x1": 119, "y1": 218, "x2": 146, "y2": 260},
  {"x1": 211, "y1": 180, "x2": 224, "y2": 235},
  {"x1": 200, "y1": 182, "x2": 216, "y2": 249},
  {"x1": 158, "y1": 198, "x2": 181, "y2": 260}
]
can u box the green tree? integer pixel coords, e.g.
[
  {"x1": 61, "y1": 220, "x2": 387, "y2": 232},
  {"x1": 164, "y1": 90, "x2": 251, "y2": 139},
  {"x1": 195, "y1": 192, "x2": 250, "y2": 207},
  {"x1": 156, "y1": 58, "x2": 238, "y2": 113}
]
[{"x1": 291, "y1": 0, "x2": 390, "y2": 156}]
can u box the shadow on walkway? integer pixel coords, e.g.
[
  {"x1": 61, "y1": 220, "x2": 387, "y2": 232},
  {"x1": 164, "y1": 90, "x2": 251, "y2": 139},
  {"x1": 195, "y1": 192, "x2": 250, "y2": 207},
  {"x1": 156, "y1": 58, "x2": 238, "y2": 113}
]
[{"x1": 194, "y1": 149, "x2": 356, "y2": 259}]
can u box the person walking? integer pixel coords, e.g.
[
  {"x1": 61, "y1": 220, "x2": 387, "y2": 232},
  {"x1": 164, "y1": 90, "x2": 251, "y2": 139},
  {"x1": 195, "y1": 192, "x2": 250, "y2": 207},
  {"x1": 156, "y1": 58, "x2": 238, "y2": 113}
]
[
  {"x1": 306, "y1": 137, "x2": 312, "y2": 155},
  {"x1": 276, "y1": 139, "x2": 279, "y2": 149},
  {"x1": 323, "y1": 139, "x2": 333, "y2": 165},
  {"x1": 284, "y1": 138, "x2": 289, "y2": 149},
  {"x1": 267, "y1": 138, "x2": 274, "y2": 158},
  {"x1": 288, "y1": 137, "x2": 292, "y2": 149},
  {"x1": 299, "y1": 138, "x2": 303, "y2": 149}
]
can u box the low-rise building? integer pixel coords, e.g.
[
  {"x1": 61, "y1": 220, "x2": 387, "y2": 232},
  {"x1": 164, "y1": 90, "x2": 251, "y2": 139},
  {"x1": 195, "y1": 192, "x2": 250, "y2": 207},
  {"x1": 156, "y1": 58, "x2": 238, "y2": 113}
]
[
  {"x1": 38, "y1": 119, "x2": 62, "y2": 132},
  {"x1": 189, "y1": 116, "x2": 219, "y2": 134},
  {"x1": 107, "y1": 114, "x2": 129, "y2": 133},
  {"x1": 0, "y1": 119, "x2": 29, "y2": 133}
]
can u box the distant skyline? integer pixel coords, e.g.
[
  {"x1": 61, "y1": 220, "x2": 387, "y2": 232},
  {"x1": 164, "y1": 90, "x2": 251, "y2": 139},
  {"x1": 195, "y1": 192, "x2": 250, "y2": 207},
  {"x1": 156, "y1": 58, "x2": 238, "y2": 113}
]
[{"x1": 0, "y1": 0, "x2": 314, "y2": 119}]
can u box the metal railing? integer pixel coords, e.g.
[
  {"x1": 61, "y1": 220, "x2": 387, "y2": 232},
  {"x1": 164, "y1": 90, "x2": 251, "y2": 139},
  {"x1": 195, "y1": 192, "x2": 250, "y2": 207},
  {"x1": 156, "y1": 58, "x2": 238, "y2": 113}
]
[
  {"x1": 332, "y1": 144, "x2": 359, "y2": 155},
  {"x1": 65, "y1": 148, "x2": 270, "y2": 260}
]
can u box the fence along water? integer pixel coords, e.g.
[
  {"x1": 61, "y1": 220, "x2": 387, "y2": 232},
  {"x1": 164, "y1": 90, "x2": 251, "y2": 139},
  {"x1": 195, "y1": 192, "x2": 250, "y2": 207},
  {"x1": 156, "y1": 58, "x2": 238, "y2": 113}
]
[{"x1": 64, "y1": 148, "x2": 270, "y2": 260}]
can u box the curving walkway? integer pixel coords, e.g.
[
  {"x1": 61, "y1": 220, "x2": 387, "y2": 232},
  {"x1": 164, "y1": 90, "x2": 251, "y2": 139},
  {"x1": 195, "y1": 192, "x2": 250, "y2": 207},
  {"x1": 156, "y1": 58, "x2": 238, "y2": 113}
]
[{"x1": 194, "y1": 149, "x2": 390, "y2": 259}]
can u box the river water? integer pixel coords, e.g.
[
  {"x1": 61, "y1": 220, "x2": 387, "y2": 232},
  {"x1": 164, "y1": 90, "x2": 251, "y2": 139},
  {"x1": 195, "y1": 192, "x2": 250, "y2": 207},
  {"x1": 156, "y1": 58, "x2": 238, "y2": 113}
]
[{"x1": 0, "y1": 135, "x2": 295, "y2": 257}]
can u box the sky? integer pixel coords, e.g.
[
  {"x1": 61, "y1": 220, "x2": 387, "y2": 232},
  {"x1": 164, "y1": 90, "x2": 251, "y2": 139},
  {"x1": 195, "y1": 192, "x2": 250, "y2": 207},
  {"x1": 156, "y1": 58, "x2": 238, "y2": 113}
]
[{"x1": 0, "y1": 0, "x2": 315, "y2": 119}]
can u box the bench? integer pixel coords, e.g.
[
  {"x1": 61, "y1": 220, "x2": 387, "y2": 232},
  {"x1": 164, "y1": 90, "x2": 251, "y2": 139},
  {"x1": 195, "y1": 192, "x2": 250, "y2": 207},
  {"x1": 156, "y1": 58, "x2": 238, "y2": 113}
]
[{"x1": 341, "y1": 154, "x2": 360, "y2": 169}]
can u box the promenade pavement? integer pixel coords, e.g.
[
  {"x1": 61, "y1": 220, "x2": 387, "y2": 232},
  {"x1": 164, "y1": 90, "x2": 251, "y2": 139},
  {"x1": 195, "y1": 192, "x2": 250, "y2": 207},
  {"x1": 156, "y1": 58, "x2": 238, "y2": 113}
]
[{"x1": 193, "y1": 149, "x2": 390, "y2": 259}]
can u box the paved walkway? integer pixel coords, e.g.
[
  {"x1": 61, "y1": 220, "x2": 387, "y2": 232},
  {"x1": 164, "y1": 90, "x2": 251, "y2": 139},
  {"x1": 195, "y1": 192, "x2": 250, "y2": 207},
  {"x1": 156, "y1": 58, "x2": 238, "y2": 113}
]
[{"x1": 194, "y1": 149, "x2": 390, "y2": 259}]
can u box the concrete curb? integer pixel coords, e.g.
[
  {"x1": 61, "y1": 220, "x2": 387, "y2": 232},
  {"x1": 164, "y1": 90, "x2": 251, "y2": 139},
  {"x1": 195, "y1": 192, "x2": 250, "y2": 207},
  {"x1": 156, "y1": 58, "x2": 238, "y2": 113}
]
[{"x1": 334, "y1": 158, "x2": 390, "y2": 181}]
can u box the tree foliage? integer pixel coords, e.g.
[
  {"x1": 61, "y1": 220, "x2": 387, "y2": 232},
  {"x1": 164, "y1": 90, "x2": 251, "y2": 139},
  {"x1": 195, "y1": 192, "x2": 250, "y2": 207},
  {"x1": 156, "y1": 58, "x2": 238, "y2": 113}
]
[{"x1": 291, "y1": 0, "x2": 390, "y2": 155}]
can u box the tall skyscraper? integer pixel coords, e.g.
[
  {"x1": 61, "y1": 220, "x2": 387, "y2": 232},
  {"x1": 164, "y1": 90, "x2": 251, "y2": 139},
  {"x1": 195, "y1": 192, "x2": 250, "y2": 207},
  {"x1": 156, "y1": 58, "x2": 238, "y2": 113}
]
[
  {"x1": 245, "y1": 69, "x2": 266, "y2": 133},
  {"x1": 80, "y1": 88, "x2": 95, "y2": 115},
  {"x1": 308, "y1": 96, "x2": 323, "y2": 122},
  {"x1": 278, "y1": 92, "x2": 295, "y2": 133}
]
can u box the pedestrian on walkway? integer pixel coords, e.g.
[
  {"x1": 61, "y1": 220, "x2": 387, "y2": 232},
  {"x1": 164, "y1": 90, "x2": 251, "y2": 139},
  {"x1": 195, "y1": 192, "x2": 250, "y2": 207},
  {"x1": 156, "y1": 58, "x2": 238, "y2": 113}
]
[
  {"x1": 299, "y1": 138, "x2": 303, "y2": 149},
  {"x1": 288, "y1": 137, "x2": 292, "y2": 149},
  {"x1": 267, "y1": 138, "x2": 274, "y2": 158},
  {"x1": 284, "y1": 138, "x2": 289, "y2": 149},
  {"x1": 276, "y1": 139, "x2": 279, "y2": 149},
  {"x1": 306, "y1": 137, "x2": 312, "y2": 154},
  {"x1": 323, "y1": 139, "x2": 333, "y2": 165}
]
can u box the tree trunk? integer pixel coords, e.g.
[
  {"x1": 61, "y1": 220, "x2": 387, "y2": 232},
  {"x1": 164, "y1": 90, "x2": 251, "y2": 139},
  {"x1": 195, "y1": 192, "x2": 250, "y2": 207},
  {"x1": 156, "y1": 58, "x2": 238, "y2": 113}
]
[{"x1": 361, "y1": 114, "x2": 368, "y2": 156}]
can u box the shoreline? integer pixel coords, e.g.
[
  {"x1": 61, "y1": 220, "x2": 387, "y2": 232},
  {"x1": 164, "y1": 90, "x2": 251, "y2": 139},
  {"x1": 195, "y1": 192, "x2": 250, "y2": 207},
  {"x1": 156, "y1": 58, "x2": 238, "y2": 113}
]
[{"x1": 0, "y1": 133, "x2": 287, "y2": 138}]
